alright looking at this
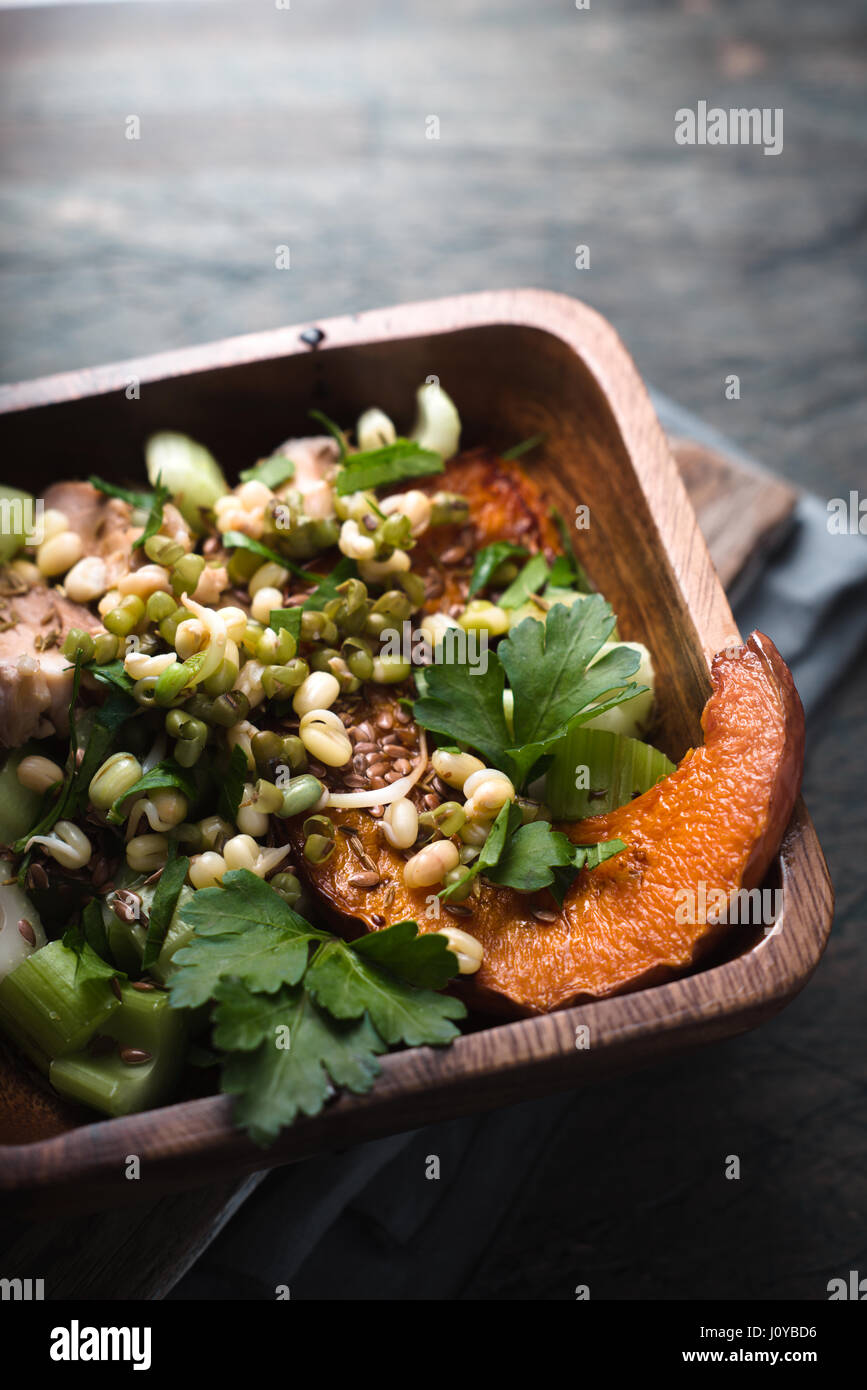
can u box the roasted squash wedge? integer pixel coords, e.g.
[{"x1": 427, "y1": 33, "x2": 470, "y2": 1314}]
[{"x1": 288, "y1": 631, "x2": 804, "y2": 1016}]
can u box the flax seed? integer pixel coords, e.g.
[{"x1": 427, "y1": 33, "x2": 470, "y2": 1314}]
[
  {"x1": 344, "y1": 774, "x2": 367, "y2": 789},
  {"x1": 349, "y1": 871, "x2": 381, "y2": 889},
  {"x1": 354, "y1": 741, "x2": 378, "y2": 755},
  {"x1": 440, "y1": 545, "x2": 467, "y2": 565},
  {"x1": 445, "y1": 904, "x2": 473, "y2": 917},
  {"x1": 423, "y1": 792, "x2": 440, "y2": 811},
  {"x1": 110, "y1": 977, "x2": 122, "y2": 1000},
  {"x1": 119, "y1": 1047, "x2": 152, "y2": 1066},
  {"x1": 369, "y1": 775, "x2": 386, "y2": 790},
  {"x1": 367, "y1": 759, "x2": 389, "y2": 779},
  {"x1": 375, "y1": 712, "x2": 393, "y2": 732},
  {"x1": 357, "y1": 720, "x2": 375, "y2": 741},
  {"x1": 132, "y1": 979, "x2": 157, "y2": 992},
  {"x1": 369, "y1": 805, "x2": 384, "y2": 818},
  {"x1": 28, "y1": 862, "x2": 49, "y2": 891},
  {"x1": 393, "y1": 759, "x2": 411, "y2": 776},
  {"x1": 17, "y1": 919, "x2": 35, "y2": 945},
  {"x1": 532, "y1": 909, "x2": 558, "y2": 922},
  {"x1": 370, "y1": 913, "x2": 386, "y2": 927},
  {"x1": 383, "y1": 770, "x2": 402, "y2": 784}
]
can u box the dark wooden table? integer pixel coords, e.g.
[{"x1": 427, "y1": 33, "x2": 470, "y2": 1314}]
[{"x1": 0, "y1": 0, "x2": 864, "y2": 1300}]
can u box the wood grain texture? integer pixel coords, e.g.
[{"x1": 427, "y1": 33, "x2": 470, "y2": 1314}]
[{"x1": 0, "y1": 290, "x2": 833, "y2": 1222}]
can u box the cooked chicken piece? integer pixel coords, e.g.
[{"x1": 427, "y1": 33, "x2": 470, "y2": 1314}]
[
  {"x1": 43, "y1": 481, "x2": 140, "y2": 588},
  {"x1": 0, "y1": 587, "x2": 102, "y2": 748},
  {"x1": 274, "y1": 435, "x2": 340, "y2": 519}
]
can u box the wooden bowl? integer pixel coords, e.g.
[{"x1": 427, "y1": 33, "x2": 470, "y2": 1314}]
[{"x1": 0, "y1": 290, "x2": 833, "y2": 1214}]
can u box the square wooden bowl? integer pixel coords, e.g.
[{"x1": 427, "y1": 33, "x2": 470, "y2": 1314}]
[{"x1": 0, "y1": 291, "x2": 833, "y2": 1214}]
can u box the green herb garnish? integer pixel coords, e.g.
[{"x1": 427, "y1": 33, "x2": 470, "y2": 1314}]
[
  {"x1": 217, "y1": 744, "x2": 249, "y2": 824},
  {"x1": 169, "y1": 873, "x2": 464, "y2": 1144},
  {"x1": 132, "y1": 477, "x2": 170, "y2": 551},
  {"x1": 414, "y1": 596, "x2": 645, "y2": 788},
  {"x1": 107, "y1": 759, "x2": 197, "y2": 826},
  {"x1": 499, "y1": 553, "x2": 550, "y2": 609},
  {"x1": 220, "y1": 531, "x2": 322, "y2": 585},
  {"x1": 88, "y1": 476, "x2": 154, "y2": 510},
  {"x1": 468, "y1": 542, "x2": 528, "y2": 599},
  {"x1": 336, "y1": 440, "x2": 444, "y2": 496},
  {"x1": 142, "y1": 849, "x2": 191, "y2": 971},
  {"x1": 269, "y1": 607, "x2": 302, "y2": 643},
  {"x1": 239, "y1": 456, "x2": 295, "y2": 488},
  {"x1": 308, "y1": 409, "x2": 348, "y2": 462}
]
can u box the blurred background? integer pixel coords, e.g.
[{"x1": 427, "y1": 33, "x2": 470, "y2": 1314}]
[{"x1": 1, "y1": 0, "x2": 865, "y2": 1300}]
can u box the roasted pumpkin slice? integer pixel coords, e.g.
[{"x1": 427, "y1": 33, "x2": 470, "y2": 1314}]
[
  {"x1": 288, "y1": 632, "x2": 804, "y2": 1016},
  {"x1": 412, "y1": 447, "x2": 560, "y2": 614}
]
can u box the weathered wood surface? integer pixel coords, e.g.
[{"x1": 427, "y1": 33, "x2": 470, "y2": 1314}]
[{"x1": 0, "y1": 0, "x2": 861, "y2": 1302}]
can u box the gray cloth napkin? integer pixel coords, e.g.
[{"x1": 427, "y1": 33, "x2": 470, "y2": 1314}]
[{"x1": 172, "y1": 393, "x2": 867, "y2": 1302}]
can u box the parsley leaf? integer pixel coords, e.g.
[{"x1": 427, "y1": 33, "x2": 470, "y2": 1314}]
[
  {"x1": 306, "y1": 936, "x2": 464, "y2": 1046},
  {"x1": 168, "y1": 870, "x2": 324, "y2": 1008},
  {"x1": 439, "y1": 801, "x2": 520, "y2": 901},
  {"x1": 499, "y1": 553, "x2": 550, "y2": 609},
  {"x1": 221, "y1": 531, "x2": 322, "y2": 585},
  {"x1": 412, "y1": 653, "x2": 515, "y2": 778},
  {"x1": 88, "y1": 476, "x2": 154, "y2": 510},
  {"x1": 302, "y1": 556, "x2": 357, "y2": 611},
  {"x1": 142, "y1": 850, "x2": 190, "y2": 970},
  {"x1": 336, "y1": 440, "x2": 444, "y2": 496},
  {"x1": 308, "y1": 408, "x2": 348, "y2": 461},
  {"x1": 269, "y1": 607, "x2": 302, "y2": 643},
  {"x1": 468, "y1": 542, "x2": 528, "y2": 598},
  {"x1": 107, "y1": 759, "x2": 196, "y2": 826},
  {"x1": 485, "y1": 819, "x2": 576, "y2": 893},
  {"x1": 84, "y1": 659, "x2": 134, "y2": 693},
  {"x1": 218, "y1": 744, "x2": 251, "y2": 824},
  {"x1": 499, "y1": 597, "x2": 644, "y2": 784},
  {"x1": 220, "y1": 986, "x2": 385, "y2": 1145},
  {"x1": 132, "y1": 478, "x2": 171, "y2": 551},
  {"x1": 350, "y1": 918, "x2": 463, "y2": 991},
  {"x1": 239, "y1": 456, "x2": 295, "y2": 488}
]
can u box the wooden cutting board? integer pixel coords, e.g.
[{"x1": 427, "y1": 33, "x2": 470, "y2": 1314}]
[{"x1": 0, "y1": 437, "x2": 799, "y2": 1299}]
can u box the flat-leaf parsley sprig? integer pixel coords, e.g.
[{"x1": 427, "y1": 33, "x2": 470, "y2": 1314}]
[{"x1": 168, "y1": 871, "x2": 465, "y2": 1145}]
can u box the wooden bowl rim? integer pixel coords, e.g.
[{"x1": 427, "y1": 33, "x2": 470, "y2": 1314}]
[{"x1": 0, "y1": 290, "x2": 834, "y2": 1198}]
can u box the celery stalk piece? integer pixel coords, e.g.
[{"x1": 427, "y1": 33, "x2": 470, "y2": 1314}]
[
  {"x1": 0, "y1": 940, "x2": 120, "y2": 1071},
  {"x1": 145, "y1": 431, "x2": 228, "y2": 532},
  {"x1": 107, "y1": 917, "x2": 146, "y2": 976},
  {"x1": 50, "y1": 984, "x2": 188, "y2": 1117},
  {"x1": 0, "y1": 745, "x2": 50, "y2": 845},
  {"x1": 0, "y1": 881, "x2": 46, "y2": 982},
  {"x1": 545, "y1": 725, "x2": 676, "y2": 820}
]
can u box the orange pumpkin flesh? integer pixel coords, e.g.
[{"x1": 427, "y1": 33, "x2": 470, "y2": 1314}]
[{"x1": 288, "y1": 632, "x2": 804, "y2": 1016}]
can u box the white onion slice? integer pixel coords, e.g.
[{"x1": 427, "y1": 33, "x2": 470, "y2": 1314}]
[{"x1": 325, "y1": 730, "x2": 428, "y2": 809}]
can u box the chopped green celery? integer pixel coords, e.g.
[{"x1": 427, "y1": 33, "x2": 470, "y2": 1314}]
[
  {"x1": 0, "y1": 880, "x2": 46, "y2": 982},
  {"x1": 50, "y1": 983, "x2": 188, "y2": 1117},
  {"x1": 0, "y1": 484, "x2": 35, "y2": 563},
  {"x1": 145, "y1": 432, "x2": 228, "y2": 531},
  {"x1": 545, "y1": 724, "x2": 675, "y2": 820},
  {"x1": 582, "y1": 641, "x2": 654, "y2": 738},
  {"x1": 107, "y1": 916, "x2": 147, "y2": 976},
  {"x1": 0, "y1": 745, "x2": 51, "y2": 845},
  {"x1": 0, "y1": 941, "x2": 120, "y2": 1072}
]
